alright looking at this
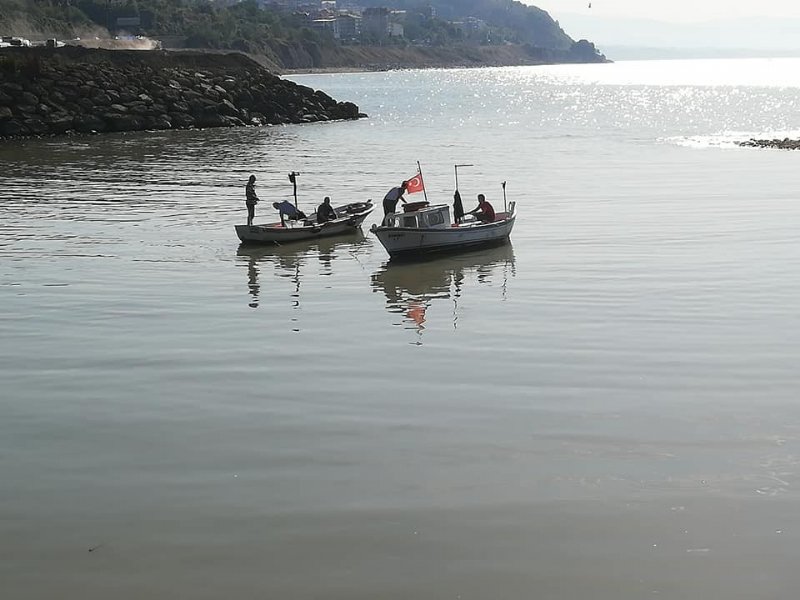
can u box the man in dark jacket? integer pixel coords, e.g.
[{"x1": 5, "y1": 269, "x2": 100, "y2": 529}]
[
  {"x1": 317, "y1": 197, "x2": 337, "y2": 223},
  {"x1": 245, "y1": 175, "x2": 259, "y2": 226},
  {"x1": 382, "y1": 181, "x2": 408, "y2": 217}
]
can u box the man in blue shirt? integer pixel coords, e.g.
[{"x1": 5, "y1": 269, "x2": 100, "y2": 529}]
[{"x1": 272, "y1": 200, "x2": 307, "y2": 226}]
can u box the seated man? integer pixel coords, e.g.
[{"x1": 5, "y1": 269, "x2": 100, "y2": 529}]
[
  {"x1": 468, "y1": 194, "x2": 496, "y2": 223},
  {"x1": 316, "y1": 196, "x2": 337, "y2": 223},
  {"x1": 272, "y1": 200, "x2": 307, "y2": 226}
]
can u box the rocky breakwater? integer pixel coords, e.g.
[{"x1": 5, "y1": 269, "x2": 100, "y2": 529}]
[
  {"x1": 738, "y1": 137, "x2": 800, "y2": 150},
  {"x1": 0, "y1": 47, "x2": 363, "y2": 139}
]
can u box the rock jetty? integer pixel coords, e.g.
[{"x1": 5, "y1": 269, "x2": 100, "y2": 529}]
[
  {"x1": 738, "y1": 138, "x2": 800, "y2": 150},
  {"x1": 0, "y1": 46, "x2": 362, "y2": 140}
]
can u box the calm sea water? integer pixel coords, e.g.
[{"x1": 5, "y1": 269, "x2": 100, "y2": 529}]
[{"x1": 3, "y1": 58, "x2": 800, "y2": 599}]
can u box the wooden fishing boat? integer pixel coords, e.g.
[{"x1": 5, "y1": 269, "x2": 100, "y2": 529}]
[
  {"x1": 371, "y1": 163, "x2": 516, "y2": 259},
  {"x1": 235, "y1": 201, "x2": 374, "y2": 245},
  {"x1": 370, "y1": 200, "x2": 516, "y2": 259}
]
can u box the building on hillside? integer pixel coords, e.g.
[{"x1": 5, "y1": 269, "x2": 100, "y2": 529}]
[
  {"x1": 264, "y1": 0, "x2": 322, "y2": 8},
  {"x1": 452, "y1": 17, "x2": 488, "y2": 38},
  {"x1": 362, "y1": 7, "x2": 390, "y2": 38},
  {"x1": 388, "y1": 10, "x2": 406, "y2": 38},
  {"x1": 115, "y1": 16, "x2": 141, "y2": 34},
  {"x1": 314, "y1": 8, "x2": 336, "y2": 19},
  {"x1": 311, "y1": 18, "x2": 338, "y2": 37},
  {"x1": 336, "y1": 14, "x2": 361, "y2": 40}
]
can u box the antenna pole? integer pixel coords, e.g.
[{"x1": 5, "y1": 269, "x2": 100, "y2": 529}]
[
  {"x1": 454, "y1": 164, "x2": 473, "y2": 192},
  {"x1": 288, "y1": 171, "x2": 300, "y2": 208}
]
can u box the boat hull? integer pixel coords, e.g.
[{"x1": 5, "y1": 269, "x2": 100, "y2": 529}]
[
  {"x1": 235, "y1": 204, "x2": 373, "y2": 245},
  {"x1": 373, "y1": 215, "x2": 516, "y2": 259}
]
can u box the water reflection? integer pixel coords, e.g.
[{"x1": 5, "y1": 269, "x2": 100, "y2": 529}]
[
  {"x1": 236, "y1": 231, "x2": 369, "y2": 309},
  {"x1": 371, "y1": 243, "x2": 516, "y2": 342}
]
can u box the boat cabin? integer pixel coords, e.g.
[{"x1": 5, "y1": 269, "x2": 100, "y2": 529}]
[{"x1": 385, "y1": 202, "x2": 451, "y2": 229}]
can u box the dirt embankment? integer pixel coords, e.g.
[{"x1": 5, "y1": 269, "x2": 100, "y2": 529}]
[
  {"x1": 0, "y1": 46, "x2": 362, "y2": 139},
  {"x1": 280, "y1": 43, "x2": 606, "y2": 72}
]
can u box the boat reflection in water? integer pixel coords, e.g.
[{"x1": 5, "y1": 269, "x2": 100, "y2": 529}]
[
  {"x1": 371, "y1": 242, "x2": 516, "y2": 343},
  {"x1": 236, "y1": 231, "x2": 369, "y2": 309}
]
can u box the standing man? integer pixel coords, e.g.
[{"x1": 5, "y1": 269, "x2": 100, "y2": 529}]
[
  {"x1": 382, "y1": 181, "x2": 408, "y2": 221},
  {"x1": 245, "y1": 174, "x2": 259, "y2": 226}
]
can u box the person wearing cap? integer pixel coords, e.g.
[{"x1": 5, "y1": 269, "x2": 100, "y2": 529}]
[
  {"x1": 382, "y1": 181, "x2": 408, "y2": 219},
  {"x1": 245, "y1": 174, "x2": 259, "y2": 226},
  {"x1": 468, "y1": 193, "x2": 496, "y2": 223},
  {"x1": 316, "y1": 196, "x2": 337, "y2": 223}
]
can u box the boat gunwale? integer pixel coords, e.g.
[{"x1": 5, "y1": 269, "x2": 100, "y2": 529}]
[
  {"x1": 238, "y1": 204, "x2": 374, "y2": 233},
  {"x1": 373, "y1": 213, "x2": 516, "y2": 234}
]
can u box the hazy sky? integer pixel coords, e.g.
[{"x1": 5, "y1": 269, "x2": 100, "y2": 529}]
[{"x1": 528, "y1": 0, "x2": 800, "y2": 23}]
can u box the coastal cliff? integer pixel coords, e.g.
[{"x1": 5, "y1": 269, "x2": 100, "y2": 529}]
[{"x1": 0, "y1": 46, "x2": 362, "y2": 140}]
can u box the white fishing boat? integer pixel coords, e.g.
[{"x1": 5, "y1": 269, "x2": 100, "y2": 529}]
[
  {"x1": 235, "y1": 201, "x2": 374, "y2": 245},
  {"x1": 370, "y1": 201, "x2": 516, "y2": 258},
  {"x1": 371, "y1": 164, "x2": 516, "y2": 259}
]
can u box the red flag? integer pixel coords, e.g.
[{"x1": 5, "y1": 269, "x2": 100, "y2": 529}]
[{"x1": 405, "y1": 172, "x2": 425, "y2": 194}]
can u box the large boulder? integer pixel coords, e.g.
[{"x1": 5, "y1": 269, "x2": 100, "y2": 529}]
[
  {"x1": 0, "y1": 89, "x2": 15, "y2": 106},
  {"x1": 0, "y1": 119, "x2": 29, "y2": 136},
  {"x1": 73, "y1": 114, "x2": 107, "y2": 133},
  {"x1": 217, "y1": 99, "x2": 240, "y2": 117},
  {"x1": 46, "y1": 114, "x2": 74, "y2": 134},
  {"x1": 170, "y1": 100, "x2": 190, "y2": 113},
  {"x1": 20, "y1": 91, "x2": 39, "y2": 106},
  {"x1": 151, "y1": 115, "x2": 172, "y2": 130},
  {"x1": 169, "y1": 112, "x2": 196, "y2": 128},
  {"x1": 23, "y1": 117, "x2": 50, "y2": 135},
  {"x1": 104, "y1": 114, "x2": 145, "y2": 131},
  {"x1": 328, "y1": 101, "x2": 359, "y2": 120},
  {"x1": 0, "y1": 82, "x2": 23, "y2": 97},
  {"x1": 195, "y1": 107, "x2": 230, "y2": 128}
]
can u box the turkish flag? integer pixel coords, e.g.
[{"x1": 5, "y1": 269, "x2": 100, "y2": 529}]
[{"x1": 406, "y1": 172, "x2": 425, "y2": 194}]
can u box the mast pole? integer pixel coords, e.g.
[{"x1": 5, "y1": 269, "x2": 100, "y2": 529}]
[{"x1": 416, "y1": 161, "x2": 428, "y2": 204}]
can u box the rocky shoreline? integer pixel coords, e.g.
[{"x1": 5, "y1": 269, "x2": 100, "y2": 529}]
[
  {"x1": 738, "y1": 137, "x2": 800, "y2": 150},
  {"x1": 0, "y1": 47, "x2": 363, "y2": 140}
]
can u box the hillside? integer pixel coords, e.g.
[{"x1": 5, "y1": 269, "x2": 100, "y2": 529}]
[
  {"x1": 359, "y1": 0, "x2": 575, "y2": 49},
  {"x1": 0, "y1": 0, "x2": 606, "y2": 70}
]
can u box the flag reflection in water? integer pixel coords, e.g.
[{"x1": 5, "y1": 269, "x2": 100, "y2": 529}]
[{"x1": 370, "y1": 242, "x2": 515, "y2": 344}]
